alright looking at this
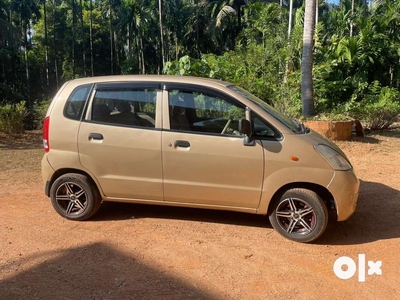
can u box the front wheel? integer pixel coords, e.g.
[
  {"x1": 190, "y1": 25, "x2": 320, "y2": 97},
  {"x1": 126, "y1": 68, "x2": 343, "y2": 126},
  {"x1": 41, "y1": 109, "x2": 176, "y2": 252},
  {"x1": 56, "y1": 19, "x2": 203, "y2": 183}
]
[
  {"x1": 50, "y1": 173, "x2": 102, "y2": 221},
  {"x1": 269, "y1": 188, "x2": 328, "y2": 243}
]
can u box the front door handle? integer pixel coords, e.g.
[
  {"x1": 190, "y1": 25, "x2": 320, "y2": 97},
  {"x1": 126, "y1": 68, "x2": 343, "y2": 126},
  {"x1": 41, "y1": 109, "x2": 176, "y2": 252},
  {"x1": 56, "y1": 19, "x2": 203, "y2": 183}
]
[
  {"x1": 174, "y1": 140, "x2": 190, "y2": 148},
  {"x1": 88, "y1": 133, "x2": 104, "y2": 141}
]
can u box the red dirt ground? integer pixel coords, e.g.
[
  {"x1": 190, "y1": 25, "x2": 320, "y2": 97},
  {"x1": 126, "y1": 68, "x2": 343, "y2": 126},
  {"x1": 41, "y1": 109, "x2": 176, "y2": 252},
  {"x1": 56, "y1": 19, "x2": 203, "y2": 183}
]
[{"x1": 1, "y1": 129, "x2": 399, "y2": 299}]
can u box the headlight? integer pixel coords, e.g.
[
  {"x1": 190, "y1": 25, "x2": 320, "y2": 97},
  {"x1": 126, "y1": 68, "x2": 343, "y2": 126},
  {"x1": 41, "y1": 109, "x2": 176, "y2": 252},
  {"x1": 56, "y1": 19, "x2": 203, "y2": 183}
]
[{"x1": 314, "y1": 144, "x2": 352, "y2": 171}]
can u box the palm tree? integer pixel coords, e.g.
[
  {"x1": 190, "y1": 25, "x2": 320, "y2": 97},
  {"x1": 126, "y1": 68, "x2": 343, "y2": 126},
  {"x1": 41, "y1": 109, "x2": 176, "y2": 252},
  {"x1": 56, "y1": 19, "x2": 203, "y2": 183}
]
[
  {"x1": 10, "y1": 0, "x2": 40, "y2": 100},
  {"x1": 213, "y1": 0, "x2": 247, "y2": 31},
  {"x1": 117, "y1": 0, "x2": 150, "y2": 73},
  {"x1": 99, "y1": 0, "x2": 120, "y2": 74},
  {"x1": 203, "y1": 0, "x2": 247, "y2": 51},
  {"x1": 301, "y1": 0, "x2": 316, "y2": 117}
]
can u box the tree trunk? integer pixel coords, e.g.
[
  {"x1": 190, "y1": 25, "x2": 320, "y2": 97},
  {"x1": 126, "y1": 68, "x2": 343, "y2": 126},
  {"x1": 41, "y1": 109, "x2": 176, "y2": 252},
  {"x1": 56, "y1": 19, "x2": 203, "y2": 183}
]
[
  {"x1": 158, "y1": 0, "x2": 165, "y2": 67},
  {"x1": 196, "y1": 0, "x2": 199, "y2": 56},
  {"x1": 284, "y1": 0, "x2": 294, "y2": 84},
  {"x1": 114, "y1": 31, "x2": 120, "y2": 74},
  {"x1": 288, "y1": 0, "x2": 293, "y2": 37},
  {"x1": 140, "y1": 37, "x2": 145, "y2": 74},
  {"x1": 79, "y1": 0, "x2": 86, "y2": 76},
  {"x1": 136, "y1": 35, "x2": 141, "y2": 73},
  {"x1": 350, "y1": 0, "x2": 354, "y2": 37},
  {"x1": 24, "y1": 25, "x2": 30, "y2": 96},
  {"x1": 53, "y1": 0, "x2": 59, "y2": 89},
  {"x1": 43, "y1": 0, "x2": 49, "y2": 86},
  {"x1": 90, "y1": 0, "x2": 94, "y2": 76},
  {"x1": 21, "y1": 11, "x2": 30, "y2": 99},
  {"x1": 315, "y1": 0, "x2": 319, "y2": 30},
  {"x1": 72, "y1": 0, "x2": 76, "y2": 78},
  {"x1": 301, "y1": 0, "x2": 316, "y2": 117},
  {"x1": 175, "y1": 32, "x2": 178, "y2": 61},
  {"x1": 108, "y1": 0, "x2": 112, "y2": 75},
  {"x1": 128, "y1": 24, "x2": 132, "y2": 60}
]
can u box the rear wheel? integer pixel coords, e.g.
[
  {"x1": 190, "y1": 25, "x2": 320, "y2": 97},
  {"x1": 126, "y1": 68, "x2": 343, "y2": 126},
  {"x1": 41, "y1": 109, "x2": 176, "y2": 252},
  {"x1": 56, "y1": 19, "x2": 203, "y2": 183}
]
[
  {"x1": 269, "y1": 188, "x2": 328, "y2": 243},
  {"x1": 50, "y1": 173, "x2": 102, "y2": 221}
]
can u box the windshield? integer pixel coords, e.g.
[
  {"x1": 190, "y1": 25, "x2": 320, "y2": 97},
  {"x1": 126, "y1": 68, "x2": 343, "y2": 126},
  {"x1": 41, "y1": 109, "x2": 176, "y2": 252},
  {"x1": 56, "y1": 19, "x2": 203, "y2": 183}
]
[{"x1": 228, "y1": 85, "x2": 302, "y2": 133}]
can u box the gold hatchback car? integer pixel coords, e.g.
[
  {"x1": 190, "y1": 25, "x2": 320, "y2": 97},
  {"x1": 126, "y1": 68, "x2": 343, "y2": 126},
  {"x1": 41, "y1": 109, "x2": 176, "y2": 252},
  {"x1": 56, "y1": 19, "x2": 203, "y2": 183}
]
[{"x1": 41, "y1": 75, "x2": 359, "y2": 242}]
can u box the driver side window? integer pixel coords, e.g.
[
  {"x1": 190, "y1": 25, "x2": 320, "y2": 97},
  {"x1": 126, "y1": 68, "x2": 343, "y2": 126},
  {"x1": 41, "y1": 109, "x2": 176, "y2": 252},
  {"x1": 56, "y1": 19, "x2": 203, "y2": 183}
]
[{"x1": 168, "y1": 89, "x2": 245, "y2": 136}]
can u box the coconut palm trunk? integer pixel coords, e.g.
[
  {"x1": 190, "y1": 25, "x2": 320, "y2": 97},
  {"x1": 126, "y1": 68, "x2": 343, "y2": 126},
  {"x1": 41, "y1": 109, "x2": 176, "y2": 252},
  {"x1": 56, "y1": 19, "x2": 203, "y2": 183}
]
[{"x1": 301, "y1": 0, "x2": 316, "y2": 117}]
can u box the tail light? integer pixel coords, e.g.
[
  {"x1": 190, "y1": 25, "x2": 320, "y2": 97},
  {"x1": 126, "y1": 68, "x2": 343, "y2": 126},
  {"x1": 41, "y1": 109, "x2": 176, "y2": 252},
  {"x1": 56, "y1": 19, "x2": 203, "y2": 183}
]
[{"x1": 43, "y1": 117, "x2": 50, "y2": 152}]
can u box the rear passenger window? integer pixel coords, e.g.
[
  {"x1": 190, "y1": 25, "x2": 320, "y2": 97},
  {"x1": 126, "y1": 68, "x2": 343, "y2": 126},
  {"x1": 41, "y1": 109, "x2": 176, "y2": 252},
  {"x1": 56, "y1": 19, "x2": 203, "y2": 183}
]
[
  {"x1": 91, "y1": 88, "x2": 156, "y2": 128},
  {"x1": 64, "y1": 84, "x2": 92, "y2": 120}
]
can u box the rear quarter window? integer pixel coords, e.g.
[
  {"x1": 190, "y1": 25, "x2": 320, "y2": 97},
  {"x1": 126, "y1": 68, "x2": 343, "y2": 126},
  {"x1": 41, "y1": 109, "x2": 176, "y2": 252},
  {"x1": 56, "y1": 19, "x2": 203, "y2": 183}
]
[{"x1": 64, "y1": 84, "x2": 93, "y2": 120}]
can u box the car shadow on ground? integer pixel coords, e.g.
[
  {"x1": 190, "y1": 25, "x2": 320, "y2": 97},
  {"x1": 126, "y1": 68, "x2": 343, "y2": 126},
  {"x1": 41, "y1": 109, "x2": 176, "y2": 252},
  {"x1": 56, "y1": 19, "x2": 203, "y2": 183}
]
[
  {"x1": 349, "y1": 135, "x2": 381, "y2": 144},
  {"x1": 0, "y1": 243, "x2": 216, "y2": 299},
  {"x1": 93, "y1": 180, "x2": 399, "y2": 245},
  {"x1": 93, "y1": 202, "x2": 270, "y2": 229},
  {"x1": 317, "y1": 180, "x2": 400, "y2": 245},
  {"x1": 371, "y1": 126, "x2": 400, "y2": 139}
]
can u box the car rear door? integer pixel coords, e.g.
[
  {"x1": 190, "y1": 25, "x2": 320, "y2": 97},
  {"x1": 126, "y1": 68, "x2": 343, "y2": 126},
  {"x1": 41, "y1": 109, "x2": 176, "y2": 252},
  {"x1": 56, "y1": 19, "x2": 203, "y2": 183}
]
[{"x1": 78, "y1": 82, "x2": 164, "y2": 200}]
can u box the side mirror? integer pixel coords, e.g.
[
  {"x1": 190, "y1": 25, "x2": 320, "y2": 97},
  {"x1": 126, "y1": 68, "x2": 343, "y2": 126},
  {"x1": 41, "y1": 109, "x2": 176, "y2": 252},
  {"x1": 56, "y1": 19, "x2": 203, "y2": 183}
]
[
  {"x1": 239, "y1": 119, "x2": 255, "y2": 146},
  {"x1": 239, "y1": 119, "x2": 251, "y2": 136}
]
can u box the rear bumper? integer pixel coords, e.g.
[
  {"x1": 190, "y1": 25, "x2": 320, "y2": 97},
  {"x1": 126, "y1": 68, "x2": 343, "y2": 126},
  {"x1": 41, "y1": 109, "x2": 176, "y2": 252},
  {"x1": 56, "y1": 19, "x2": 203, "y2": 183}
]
[
  {"x1": 328, "y1": 169, "x2": 360, "y2": 221},
  {"x1": 41, "y1": 155, "x2": 54, "y2": 197},
  {"x1": 45, "y1": 181, "x2": 51, "y2": 197}
]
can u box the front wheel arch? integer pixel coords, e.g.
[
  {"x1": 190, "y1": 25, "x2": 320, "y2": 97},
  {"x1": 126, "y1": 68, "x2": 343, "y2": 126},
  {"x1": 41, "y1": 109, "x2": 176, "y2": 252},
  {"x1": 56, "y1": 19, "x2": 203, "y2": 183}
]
[
  {"x1": 267, "y1": 182, "x2": 336, "y2": 221},
  {"x1": 269, "y1": 188, "x2": 329, "y2": 243}
]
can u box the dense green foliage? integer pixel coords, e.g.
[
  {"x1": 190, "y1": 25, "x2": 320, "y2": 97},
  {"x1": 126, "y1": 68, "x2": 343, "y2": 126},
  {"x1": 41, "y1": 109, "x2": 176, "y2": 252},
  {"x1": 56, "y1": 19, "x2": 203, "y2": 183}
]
[
  {"x1": 0, "y1": 101, "x2": 26, "y2": 133},
  {"x1": 1, "y1": 0, "x2": 400, "y2": 132}
]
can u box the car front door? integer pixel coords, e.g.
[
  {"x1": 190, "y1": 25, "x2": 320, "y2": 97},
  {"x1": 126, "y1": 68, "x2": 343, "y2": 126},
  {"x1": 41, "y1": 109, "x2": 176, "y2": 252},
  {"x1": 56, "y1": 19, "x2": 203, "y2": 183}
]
[
  {"x1": 78, "y1": 82, "x2": 163, "y2": 201},
  {"x1": 161, "y1": 86, "x2": 264, "y2": 209}
]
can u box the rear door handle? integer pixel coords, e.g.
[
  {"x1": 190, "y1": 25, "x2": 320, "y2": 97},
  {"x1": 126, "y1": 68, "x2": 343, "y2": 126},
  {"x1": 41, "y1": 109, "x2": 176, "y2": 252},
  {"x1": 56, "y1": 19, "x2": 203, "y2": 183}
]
[
  {"x1": 88, "y1": 133, "x2": 104, "y2": 141},
  {"x1": 174, "y1": 140, "x2": 190, "y2": 148}
]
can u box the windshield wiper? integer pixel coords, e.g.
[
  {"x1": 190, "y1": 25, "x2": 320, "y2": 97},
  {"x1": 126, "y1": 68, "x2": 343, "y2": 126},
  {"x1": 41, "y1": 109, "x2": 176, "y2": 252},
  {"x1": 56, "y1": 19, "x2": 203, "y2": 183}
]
[
  {"x1": 290, "y1": 118, "x2": 310, "y2": 134},
  {"x1": 300, "y1": 122, "x2": 310, "y2": 134}
]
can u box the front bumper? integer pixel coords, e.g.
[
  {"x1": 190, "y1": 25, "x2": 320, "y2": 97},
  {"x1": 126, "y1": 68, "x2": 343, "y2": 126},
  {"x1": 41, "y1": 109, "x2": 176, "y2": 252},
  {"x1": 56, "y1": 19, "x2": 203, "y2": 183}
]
[{"x1": 327, "y1": 169, "x2": 360, "y2": 221}]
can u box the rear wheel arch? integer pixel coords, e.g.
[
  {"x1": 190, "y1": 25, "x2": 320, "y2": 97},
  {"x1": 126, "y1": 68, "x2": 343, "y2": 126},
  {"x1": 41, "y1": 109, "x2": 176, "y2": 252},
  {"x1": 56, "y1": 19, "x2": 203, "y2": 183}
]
[
  {"x1": 48, "y1": 168, "x2": 104, "y2": 199},
  {"x1": 50, "y1": 173, "x2": 102, "y2": 220}
]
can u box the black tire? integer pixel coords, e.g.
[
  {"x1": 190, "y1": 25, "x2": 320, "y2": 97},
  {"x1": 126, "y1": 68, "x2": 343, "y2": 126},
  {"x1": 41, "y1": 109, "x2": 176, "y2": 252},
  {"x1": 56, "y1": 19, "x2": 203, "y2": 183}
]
[
  {"x1": 269, "y1": 188, "x2": 328, "y2": 243},
  {"x1": 50, "y1": 173, "x2": 102, "y2": 221}
]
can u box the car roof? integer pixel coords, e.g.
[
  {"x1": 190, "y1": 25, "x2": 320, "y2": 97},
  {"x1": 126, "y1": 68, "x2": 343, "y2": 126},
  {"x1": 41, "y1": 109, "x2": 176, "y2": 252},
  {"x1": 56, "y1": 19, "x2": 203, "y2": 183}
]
[{"x1": 67, "y1": 75, "x2": 233, "y2": 89}]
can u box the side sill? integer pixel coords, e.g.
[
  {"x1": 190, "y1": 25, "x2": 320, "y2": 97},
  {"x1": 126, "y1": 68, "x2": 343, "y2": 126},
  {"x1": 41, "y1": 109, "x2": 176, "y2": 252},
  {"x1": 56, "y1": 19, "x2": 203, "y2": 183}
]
[{"x1": 103, "y1": 198, "x2": 258, "y2": 214}]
